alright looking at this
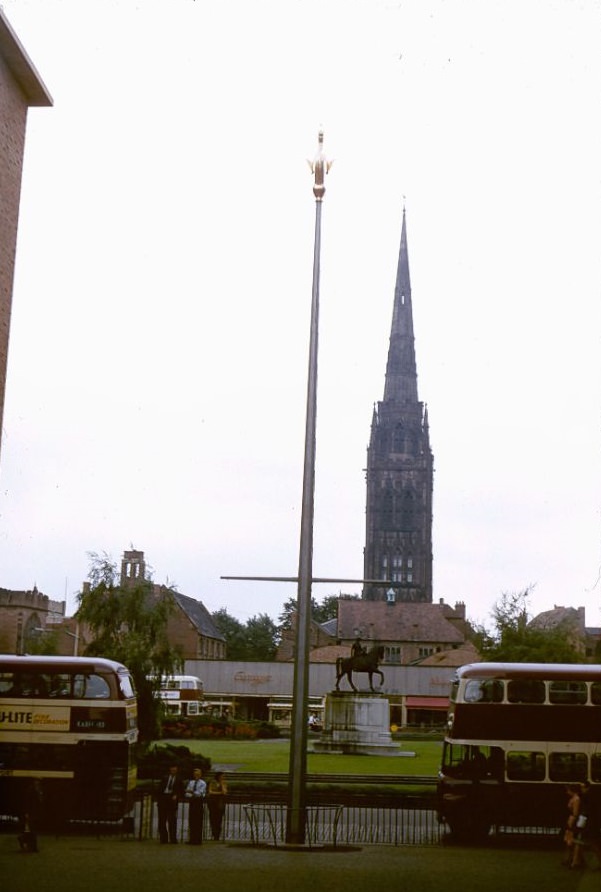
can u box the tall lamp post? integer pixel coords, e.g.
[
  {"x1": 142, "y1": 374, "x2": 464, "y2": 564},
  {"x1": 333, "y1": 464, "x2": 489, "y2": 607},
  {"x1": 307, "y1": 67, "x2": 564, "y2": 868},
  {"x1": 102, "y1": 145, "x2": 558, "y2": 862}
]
[{"x1": 285, "y1": 129, "x2": 331, "y2": 845}]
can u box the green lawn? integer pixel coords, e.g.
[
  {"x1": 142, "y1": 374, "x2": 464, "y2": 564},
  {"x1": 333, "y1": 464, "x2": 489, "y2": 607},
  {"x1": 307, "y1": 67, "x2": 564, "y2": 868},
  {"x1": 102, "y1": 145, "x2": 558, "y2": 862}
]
[{"x1": 158, "y1": 737, "x2": 442, "y2": 776}]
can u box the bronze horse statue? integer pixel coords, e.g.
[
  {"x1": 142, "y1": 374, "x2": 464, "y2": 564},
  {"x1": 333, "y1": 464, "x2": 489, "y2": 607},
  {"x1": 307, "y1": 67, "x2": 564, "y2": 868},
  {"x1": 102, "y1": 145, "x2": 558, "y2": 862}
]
[{"x1": 335, "y1": 644, "x2": 385, "y2": 692}]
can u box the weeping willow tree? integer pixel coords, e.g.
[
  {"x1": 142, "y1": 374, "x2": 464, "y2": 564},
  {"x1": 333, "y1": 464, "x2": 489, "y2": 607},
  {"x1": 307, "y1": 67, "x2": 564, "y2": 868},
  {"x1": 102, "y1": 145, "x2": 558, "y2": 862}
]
[{"x1": 76, "y1": 552, "x2": 183, "y2": 742}]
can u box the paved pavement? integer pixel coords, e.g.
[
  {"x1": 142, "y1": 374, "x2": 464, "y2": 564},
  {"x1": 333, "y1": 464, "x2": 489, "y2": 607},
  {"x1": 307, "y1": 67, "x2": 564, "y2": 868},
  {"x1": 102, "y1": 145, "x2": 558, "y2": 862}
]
[{"x1": 1, "y1": 833, "x2": 600, "y2": 892}]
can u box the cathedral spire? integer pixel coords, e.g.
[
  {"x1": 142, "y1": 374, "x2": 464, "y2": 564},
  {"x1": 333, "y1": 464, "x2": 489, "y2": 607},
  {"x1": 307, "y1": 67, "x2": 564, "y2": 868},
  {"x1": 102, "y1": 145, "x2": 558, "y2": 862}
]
[
  {"x1": 363, "y1": 206, "x2": 433, "y2": 603},
  {"x1": 383, "y1": 207, "x2": 418, "y2": 403}
]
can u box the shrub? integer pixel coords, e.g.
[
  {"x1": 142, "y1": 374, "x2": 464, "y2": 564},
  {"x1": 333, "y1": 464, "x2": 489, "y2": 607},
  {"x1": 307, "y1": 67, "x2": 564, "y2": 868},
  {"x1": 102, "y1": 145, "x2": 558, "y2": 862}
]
[
  {"x1": 160, "y1": 716, "x2": 280, "y2": 741},
  {"x1": 136, "y1": 742, "x2": 211, "y2": 781}
]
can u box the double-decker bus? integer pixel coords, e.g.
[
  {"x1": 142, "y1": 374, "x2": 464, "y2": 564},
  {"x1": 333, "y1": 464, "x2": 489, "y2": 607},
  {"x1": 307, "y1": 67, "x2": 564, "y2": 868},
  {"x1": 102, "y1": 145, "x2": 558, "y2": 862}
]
[
  {"x1": 437, "y1": 662, "x2": 601, "y2": 838},
  {"x1": 0, "y1": 655, "x2": 138, "y2": 824},
  {"x1": 153, "y1": 675, "x2": 204, "y2": 717}
]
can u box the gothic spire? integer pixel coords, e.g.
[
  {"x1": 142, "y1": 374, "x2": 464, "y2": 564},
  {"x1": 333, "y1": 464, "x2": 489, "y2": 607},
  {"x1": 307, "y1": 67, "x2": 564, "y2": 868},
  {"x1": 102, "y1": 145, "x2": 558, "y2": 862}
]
[{"x1": 383, "y1": 207, "x2": 418, "y2": 403}]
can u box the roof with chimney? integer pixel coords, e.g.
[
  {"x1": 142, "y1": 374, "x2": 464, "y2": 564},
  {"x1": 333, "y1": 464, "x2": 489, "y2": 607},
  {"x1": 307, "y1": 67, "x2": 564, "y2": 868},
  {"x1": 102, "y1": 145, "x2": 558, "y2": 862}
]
[{"x1": 337, "y1": 599, "x2": 465, "y2": 645}]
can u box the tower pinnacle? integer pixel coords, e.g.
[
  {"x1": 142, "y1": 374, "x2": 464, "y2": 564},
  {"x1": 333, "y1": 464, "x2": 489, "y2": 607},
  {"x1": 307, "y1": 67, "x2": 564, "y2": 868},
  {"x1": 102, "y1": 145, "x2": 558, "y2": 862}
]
[{"x1": 383, "y1": 208, "x2": 418, "y2": 403}]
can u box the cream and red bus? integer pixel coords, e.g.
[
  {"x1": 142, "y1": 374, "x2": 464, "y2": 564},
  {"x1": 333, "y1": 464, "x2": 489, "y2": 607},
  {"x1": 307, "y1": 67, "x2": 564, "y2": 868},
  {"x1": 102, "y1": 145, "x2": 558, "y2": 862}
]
[
  {"x1": 0, "y1": 654, "x2": 138, "y2": 824},
  {"x1": 437, "y1": 662, "x2": 601, "y2": 838}
]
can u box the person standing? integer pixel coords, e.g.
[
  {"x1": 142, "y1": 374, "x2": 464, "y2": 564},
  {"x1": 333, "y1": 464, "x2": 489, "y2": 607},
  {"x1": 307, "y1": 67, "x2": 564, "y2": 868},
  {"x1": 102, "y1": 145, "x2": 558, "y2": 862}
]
[
  {"x1": 562, "y1": 785, "x2": 581, "y2": 866},
  {"x1": 17, "y1": 779, "x2": 43, "y2": 853},
  {"x1": 207, "y1": 771, "x2": 228, "y2": 841},
  {"x1": 157, "y1": 765, "x2": 183, "y2": 844},
  {"x1": 571, "y1": 781, "x2": 601, "y2": 869},
  {"x1": 185, "y1": 767, "x2": 207, "y2": 845}
]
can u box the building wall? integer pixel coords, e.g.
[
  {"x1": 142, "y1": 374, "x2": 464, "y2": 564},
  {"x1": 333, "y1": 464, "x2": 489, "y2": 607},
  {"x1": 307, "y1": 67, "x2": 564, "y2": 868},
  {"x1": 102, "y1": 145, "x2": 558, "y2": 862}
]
[
  {"x1": 165, "y1": 609, "x2": 225, "y2": 661},
  {"x1": 0, "y1": 50, "x2": 28, "y2": 446},
  {"x1": 185, "y1": 658, "x2": 455, "y2": 701},
  {"x1": 0, "y1": 588, "x2": 65, "y2": 653}
]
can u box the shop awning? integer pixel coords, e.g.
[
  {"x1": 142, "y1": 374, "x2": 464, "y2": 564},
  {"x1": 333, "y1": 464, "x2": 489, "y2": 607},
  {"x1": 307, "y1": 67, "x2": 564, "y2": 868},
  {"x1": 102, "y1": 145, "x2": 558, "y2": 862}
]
[{"x1": 405, "y1": 696, "x2": 449, "y2": 709}]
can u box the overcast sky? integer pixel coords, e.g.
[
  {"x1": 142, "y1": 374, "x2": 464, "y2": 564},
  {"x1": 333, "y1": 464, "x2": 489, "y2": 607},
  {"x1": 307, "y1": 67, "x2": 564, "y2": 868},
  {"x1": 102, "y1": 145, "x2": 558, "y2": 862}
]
[{"x1": 1, "y1": 0, "x2": 600, "y2": 630}]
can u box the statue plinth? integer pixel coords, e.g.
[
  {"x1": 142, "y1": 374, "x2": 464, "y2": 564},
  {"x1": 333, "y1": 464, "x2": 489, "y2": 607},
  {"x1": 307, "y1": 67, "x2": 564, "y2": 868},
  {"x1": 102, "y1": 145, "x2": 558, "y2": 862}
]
[{"x1": 312, "y1": 690, "x2": 400, "y2": 756}]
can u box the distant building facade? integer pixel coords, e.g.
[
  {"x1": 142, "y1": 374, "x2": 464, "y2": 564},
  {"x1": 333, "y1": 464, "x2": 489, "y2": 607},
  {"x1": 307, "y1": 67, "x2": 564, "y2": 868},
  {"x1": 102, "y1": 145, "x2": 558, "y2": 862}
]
[
  {"x1": 363, "y1": 209, "x2": 433, "y2": 602},
  {"x1": 0, "y1": 11, "x2": 52, "y2": 457},
  {"x1": 0, "y1": 586, "x2": 65, "y2": 654}
]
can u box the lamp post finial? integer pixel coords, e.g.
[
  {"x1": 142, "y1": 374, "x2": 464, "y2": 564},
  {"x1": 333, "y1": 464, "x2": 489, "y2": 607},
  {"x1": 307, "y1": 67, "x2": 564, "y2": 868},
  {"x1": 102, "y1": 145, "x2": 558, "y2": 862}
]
[{"x1": 309, "y1": 128, "x2": 332, "y2": 201}]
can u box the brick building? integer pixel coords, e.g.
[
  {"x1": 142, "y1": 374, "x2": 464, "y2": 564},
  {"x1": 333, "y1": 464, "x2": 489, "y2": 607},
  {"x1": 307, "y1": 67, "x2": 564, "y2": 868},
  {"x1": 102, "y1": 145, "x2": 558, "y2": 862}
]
[
  {"x1": 276, "y1": 596, "x2": 473, "y2": 668},
  {"x1": 0, "y1": 10, "x2": 52, "y2": 456},
  {"x1": 0, "y1": 586, "x2": 65, "y2": 654}
]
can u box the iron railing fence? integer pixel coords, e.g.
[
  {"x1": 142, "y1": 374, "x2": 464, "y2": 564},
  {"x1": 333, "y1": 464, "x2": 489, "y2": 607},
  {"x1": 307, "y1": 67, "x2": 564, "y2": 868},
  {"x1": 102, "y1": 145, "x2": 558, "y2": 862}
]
[
  {"x1": 129, "y1": 796, "x2": 447, "y2": 846},
  {"x1": 0, "y1": 798, "x2": 562, "y2": 846}
]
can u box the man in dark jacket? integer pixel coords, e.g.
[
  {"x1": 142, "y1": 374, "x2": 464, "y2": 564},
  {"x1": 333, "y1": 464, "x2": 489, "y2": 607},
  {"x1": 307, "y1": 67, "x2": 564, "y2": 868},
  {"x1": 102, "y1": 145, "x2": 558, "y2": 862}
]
[{"x1": 157, "y1": 765, "x2": 183, "y2": 844}]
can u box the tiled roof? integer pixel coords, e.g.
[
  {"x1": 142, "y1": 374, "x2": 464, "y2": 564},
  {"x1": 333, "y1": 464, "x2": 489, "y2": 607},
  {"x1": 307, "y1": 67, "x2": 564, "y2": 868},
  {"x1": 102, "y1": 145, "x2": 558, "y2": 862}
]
[
  {"x1": 529, "y1": 606, "x2": 584, "y2": 632},
  {"x1": 172, "y1": 591, "x2": 225, "y2": 642},
  {"x1": 337, "y1": 600, "x2": 465, "y2": 644},
  {"x1": 319, "y1": 618, "x2": 338, "y2": 638},
  {"x1": 415, "y1": 643, "x2": 480, "y2": 667}
]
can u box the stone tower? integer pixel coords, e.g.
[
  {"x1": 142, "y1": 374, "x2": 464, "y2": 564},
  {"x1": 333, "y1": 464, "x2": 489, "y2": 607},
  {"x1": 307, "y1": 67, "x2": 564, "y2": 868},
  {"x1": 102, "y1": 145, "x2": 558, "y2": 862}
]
[
  {"x1": 363, "y1": 209, "x2": 433, "y2": 602},
  {"x1": 120, "y1": 549, "x2": 147, "y2": 587}
]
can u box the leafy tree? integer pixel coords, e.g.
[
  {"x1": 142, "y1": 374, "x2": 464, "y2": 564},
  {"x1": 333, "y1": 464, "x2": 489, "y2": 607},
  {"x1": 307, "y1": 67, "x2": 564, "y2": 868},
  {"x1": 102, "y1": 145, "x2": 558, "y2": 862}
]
[
  {"x1": 313, "y1": 593, "x2": 359, "y2": 624},
  {"x1": 76, "y1": 552, "x2": 183, "y2": 741},
  {"x1": 278, "y1": 592, "x2": 359, "y2": 629},
  {"x1": 473, "y1": 589, "x2": 580, "y2": 663},
  {"x1": 212, "y1": 608, "x2": 248, "y2": 660},
  {"x1": 212, "y1": 608, "x2": 280, "y2": 660},
  {"x1": 278, "y1": 596, "x2": 319, "y2": 631},
  {"x1": 244, "y1": 613, "x2": 280, "y2": 660},
  {"x1": 23, "y1": 628, "x2": 59, "y2": 655}
]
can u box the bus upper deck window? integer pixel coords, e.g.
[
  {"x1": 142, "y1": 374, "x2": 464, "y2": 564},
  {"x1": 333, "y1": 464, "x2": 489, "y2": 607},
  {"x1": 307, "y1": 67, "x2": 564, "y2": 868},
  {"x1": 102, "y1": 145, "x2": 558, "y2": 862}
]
[
  {"x1": 464, "y1": 680, "x2": 484, "y2": 702},
  {"x1": 0, "y1": 673, "x2": 14, "y2": 694},
  {"x1": 85, "y1": 675, "x2": 110, "y2": 699},
  {"x1": 549, "y1": 681, "x2": 587, "y2": 705},
  {"x1": 48, "y1": 674, "x2": 71, "y2": 697},
  {"x1": 464, "y1": 679, "x2": 503, "y2": 703},
  {"x1": 507, "y1": 679, "x2": 545, "y2": 704}
]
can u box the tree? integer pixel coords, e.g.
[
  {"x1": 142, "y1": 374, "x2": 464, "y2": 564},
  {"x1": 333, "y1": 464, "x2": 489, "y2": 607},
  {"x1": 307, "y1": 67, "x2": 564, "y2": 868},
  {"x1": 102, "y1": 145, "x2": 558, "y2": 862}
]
[
  {"x1": 76, "y1": 552, "x2": 183, "y2": 741},
  {"x1": 473, "y1": 589, "x2": 580, "y2": 663},
  {"x1": 211, "y1": 608, "x2": 248, "y2": 660},
  {"x1": 278, "y1": 596, "x2": 319, "y2": 632},
  {"x1": 244, "y1": 614, "x2": 279, "y2": 661},
  {"x1": 313, "y1": 593, "x2": 359, "y2": 624},
  {"x1": 212, "y1": 608, "x2": 280, "y2": 660},
  {"x1": 278, "y1": 592, "x2": 359, "y2": 629}
]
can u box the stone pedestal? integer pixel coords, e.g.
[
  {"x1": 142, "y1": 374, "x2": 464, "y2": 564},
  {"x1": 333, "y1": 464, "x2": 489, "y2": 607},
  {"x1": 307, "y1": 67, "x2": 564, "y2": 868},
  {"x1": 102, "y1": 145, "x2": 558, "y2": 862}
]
[{"x1": 312, "y1": 691, "x2": 400, "y2": 756}]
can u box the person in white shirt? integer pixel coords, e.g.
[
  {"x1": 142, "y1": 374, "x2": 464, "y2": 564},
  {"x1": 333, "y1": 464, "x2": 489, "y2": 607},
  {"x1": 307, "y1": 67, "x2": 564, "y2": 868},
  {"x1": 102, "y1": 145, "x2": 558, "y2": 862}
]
[{"x1": 185, "y1": 767, "x2": 207, "y2": 844}]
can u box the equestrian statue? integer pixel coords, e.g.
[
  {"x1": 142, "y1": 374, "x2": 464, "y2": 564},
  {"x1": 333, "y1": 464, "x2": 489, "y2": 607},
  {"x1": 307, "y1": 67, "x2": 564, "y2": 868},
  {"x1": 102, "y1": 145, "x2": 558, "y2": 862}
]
[{"x1": 335, "y1": 642, "x2": 385, "y2": 693}]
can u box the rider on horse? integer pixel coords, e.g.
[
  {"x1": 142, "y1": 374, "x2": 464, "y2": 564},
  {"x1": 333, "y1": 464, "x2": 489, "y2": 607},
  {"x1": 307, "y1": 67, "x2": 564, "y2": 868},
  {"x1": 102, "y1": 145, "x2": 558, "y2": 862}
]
[{"x1": 351, "y1": 637, "x2": 366, "y2": 659}]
